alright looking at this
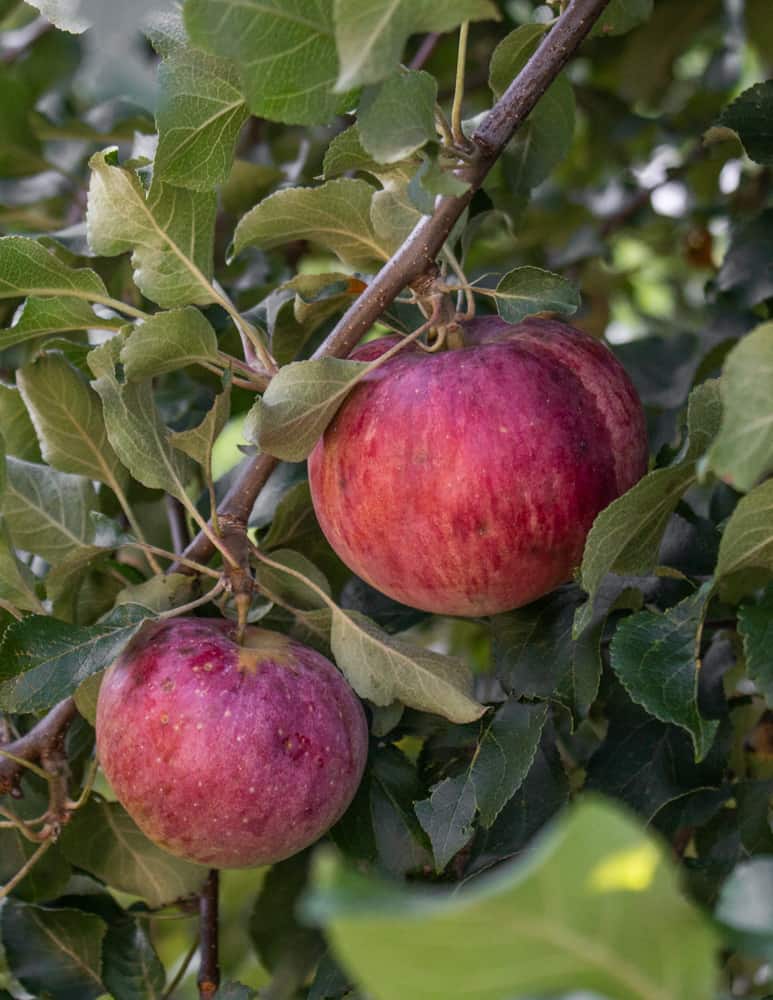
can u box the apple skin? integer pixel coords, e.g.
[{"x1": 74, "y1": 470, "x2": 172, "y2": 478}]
[
  {"x1": 96, "y1": 618, "x2": 368, "y2": 869},
  {"x1": 308, "y1": 316, "x2": 648, "y2": 617}
]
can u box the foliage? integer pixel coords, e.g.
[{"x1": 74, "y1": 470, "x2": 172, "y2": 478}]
[{"x1": 0, "y1": 0, "x2": 772, "y2": 998}]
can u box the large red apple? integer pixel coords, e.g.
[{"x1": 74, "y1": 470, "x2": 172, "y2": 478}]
[
  {"x1": 308, "y1": 316, "x2": 648, "y2": 617},
  {"x1": 96, "y1": 618, "x2": 368, "y2": 868}
]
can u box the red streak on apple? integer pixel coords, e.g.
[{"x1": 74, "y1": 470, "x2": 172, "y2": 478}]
[
  {"x1": 309, "y1": 317, "x2": 648, "y2": 616},
  {"x1": 96, "y1": 618, "x2": 368, "y2": 868}
]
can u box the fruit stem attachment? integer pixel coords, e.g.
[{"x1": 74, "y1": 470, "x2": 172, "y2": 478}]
[{"x1": 197, "y1": 870, "x2": 220, "y2": 999}]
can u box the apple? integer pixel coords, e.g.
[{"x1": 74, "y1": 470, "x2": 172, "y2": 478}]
[
  {"x1": 308, "y1": 316, "x2": 648, "y2": 617},
  {"x1": 96, "y1": 617, "x2": 368, "y2": 868}
]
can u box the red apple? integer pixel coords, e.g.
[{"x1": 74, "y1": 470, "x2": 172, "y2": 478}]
[
  {"x1": 308, "y1": 316, "x2": 648, "y2": 617},
  {"x1": 96, "y1": 618, "x2": 368, "y2": 868}
]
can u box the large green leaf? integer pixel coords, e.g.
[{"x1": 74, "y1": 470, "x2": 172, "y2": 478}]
[
  {"x1": 331, "y1": 609, "x2": 485, "y2": 724},
  {"x1": 332, "y1": 0, "x2": 499, "y2": 90},
  {"x1": 246, "y1": 357, "x2": 367, "y2": 462},
  {"x1": 306, "y1": 798, "x2": 718, "y2": 1000},
  {"x1": 59, "y1": 799, "x2": 208, "y2": 907},
  {"x1": 610, "y1": 583, "x2": 719, "y2": 761},
  {"x1": 101, "y1": 916, "x2": 166, "y2": 1000},
  {"x1": 576, "y1": 380, "x2": 722, "y2": 634},
  {"x1": 0, "y1": 603, "x2": 153, "y2": 712},
  {"x1": 184, "y1": 0, "x2": 350, "y2": 125},
  {"x1": 233, "y1": 179, "x2": 390, "y2": 269},
  {"x1": 0, "y1": 296, "x2": 120, "y2": 351},
  {"x1": 0, "y1": 383, "x2": 40, "y2": 461},
  {"x1": 17, "y1": 351, "x2": 127, "y2": 489},
  {"x1": 0, "y1": 237, "x2": 108, "y2": 306},
  {"x1": 88, "y1": 337, "x2": 194, "y2": 501},
  {"x1": 708, "y1": 321, "x2": 773, "y2": 492},
  {"x1": 152, "y1": 28, "x2": 249, "y2": 189},
  {"x1": 2, "y1": 457, "x2": 98, "y2": 565},
  {"x1": 87, "y1": 150, "x2": 217, "y2": 309},
  {"x1": 1, "y1": 901, "x2": 106, "y2": 1000},
  {"x1": 120, "y1": 307, "x2": 220, "y2": 380}
]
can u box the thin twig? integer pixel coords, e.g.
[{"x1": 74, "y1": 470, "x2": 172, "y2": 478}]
[
  {"x1": 165, "y1": 496, "x2": 191, "y2": 557},
  {"x1": 451, "y1": 22, "x2": 470, "y2": 146},
  {"x1": 409, "y1": 32, "x2": 442, "y2": 71},
  {"x1": 162, "y1": 934, "x2": 200, "y2": 1000},
  {"x1": 197, "y1": 870, "x2": 220, "y2": 999}
]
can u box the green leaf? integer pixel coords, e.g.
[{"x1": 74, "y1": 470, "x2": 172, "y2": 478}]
[
  {"x1": 120, "y1": 307, "x2": 220, "y2": 380},
  {"x1": 322, "y1": 124, "x2": 418, "y2": 184},
  {"x1": 246, "y1": 357, "x2": 367, "y2": 462},
  {"x1": 153, "y1": 37, "x2": 249, "y2": 190},
  {"x1": 3, "y1": 457, "x2": 98, "y2": 565},
  {"x1": 214, "y1": 985, "x2": 258, "y2": 1000},
  {"x1": 0, "y1": 516, "x2": 42, "y2": 613},
  {"x1": 415, "y1": 700, "x2": 547, "y2": 870},
  {"x1": 716, "y1": 478, "x2": 773, "y2": 602},
  {"x1": 716, "y1": 857, "x2": 773, "y2": 959},
  {"x1": 59, "y1": 799, "x2": 208, "y2": 907},
  {"x1": 24, "y1": 0, "x2": 90, "y2": 32},
  {"x1": 332, "y1": 0, "x2": 499, "y2": 91},
  {"x1": 17, "y1": 351, "x2": 127, "y2": 489},
  {"x1": 469, "y1": 700, "x2": 548, "y2": 827},
  {"x1": 358, "y1": 71, "x2": 437, "y2": 165},
  {"x1": 271, "y1": 273, "x2": 362, "y2": 367},
  {"x1": 0, "y1": 296, "x2": 120, "y2": 351},
  {"x1": 256, "y1": 548, "x2": 331, "y2": 612},
  {"x1": 0, "y1": 383, "x2": 41, "y2": 461},
  {"x1": 250, "y1": 853, "x2": 324, "y2": 987},
  {"x1": 184, "y1": 0, "x2": 350, "y2": 126},
  {"x1": 414, "y1": 776, "x2": 476, "y2": 871},
  {"x1": 87, "y1": 149, "x2": 217, "y2": 309},
  {"x1": 0, "y1": 603, "x2": 153, "y2": 713},
  {"x1": 1, "y1": 901, "x2": 106, "y2": 1000},
  {"x1": 0, "y1": 237, "x2": 108, "y2": 307},
  {"x1": 576, "y1": 380, "x2": 722, "y2": 634},
  {"x1": 714, "y1": 81, "x2": 773, "y2": 167},
  {"x1": 115, "y1": 572, "x2": 196, "y2": 613},
  {"x1": 493, "y1": 266, "x2": 580, "y2": 324},
  {"x1": 708, "y1": 321, "x2": 773, "y2": 491},
  {"x1": 592, "y1": 0, "x2": 654, "y2": 37},
  {"x1": 170, "y1": 380, "x2": 231, "y2": 469},
  {"x1": 88, "y1": 337, "x2": 194, "y2": 501},
  {"x1": 0, "y1": 70, "x2": 45, "y2": 178},
  {"x1": 492, "y1": 587, "x2": 608, "y2": 720},
  {"x1": 306, "y1": 798, "x2": 718, "y2": 1000},
  {"x1": 0, "y1": 782, "x2": 71, "y2": 901},
  {"x1": 738, "y1": 586, "x2": 773, "y2": 704},
  {"x1": 261, "y1": 481, "x2": 320, "y2": 551},
  {"x1": 233, "y1": 179, "x2": 389, "y2": 270},
  {"x1": 331, "y1": 609, "x2": 485, "y2": 724},
  {"x1": 488, "y1": 24, "x2": 547, "y2": 99},
  {"x1": 101, "y1": 917, "x2": 166, "y2": 1000},
  {"x1": 610, "y1": 582, "x2": 719, "y2": 761}
]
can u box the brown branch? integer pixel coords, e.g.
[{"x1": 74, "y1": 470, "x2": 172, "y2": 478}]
[
  {"x1": 197, "y1": 870, "x2": 220, "y2": 999},
  {"x1": 0, "y1": 698, "x2": 78, "y2": 796},
  {"x1": 165, "y1": 496, "x2": 191, "y2": 557},
  {"x1": 174, "y1": 0, "x2": 612, "y2": 574}
]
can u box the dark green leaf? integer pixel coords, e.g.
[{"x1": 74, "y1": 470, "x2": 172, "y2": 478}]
[
  {"x1": 715, "y1": 81, "x2": 773, "y2": 167},
  {"x1": 0, "y1": 383, "x2": 40, "y2": 461},
  {"x1": 1, "y1": 900, "x2": 106, "y2": 1000},
  {"x1": 415, "y1": 776, "x2": 476, "y2": 871},
  {"x1": 576, "y1": 380, "x2": 722, "y2": 634},
  {"x1": 493, "y1": 266, "x2": 580, "y2": 324},
  {"x1": 739, "y1": 585, "x2": 773, "y2": 703},
  {"x1": 0, "y1": 603, "x2": 153, "y2": 712},
  {"x1": 716, "y1": 478, "x2": 773, "y2": 602},
  {"x1": 101, "y1": 917, "x2": 165, "y2": 1000},
  {"x1": 59, "y1": 799, "x2": 208, "y2": 907},
  {"x1": 592, "y1": 0, "x2": 654, "y2": 37}
]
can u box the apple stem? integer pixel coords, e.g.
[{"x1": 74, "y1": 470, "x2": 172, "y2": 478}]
[{"x1": 197, "y1": 870, "x2": 220, "y2": 999}]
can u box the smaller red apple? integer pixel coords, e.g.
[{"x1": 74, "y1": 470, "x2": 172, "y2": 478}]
[{"x1": 96, "y1": 618, "x2": 368, "y2": 869}]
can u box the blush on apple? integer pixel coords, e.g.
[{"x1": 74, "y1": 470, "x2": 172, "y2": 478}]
[
  {"x1": 96, "y1": 618, "x2": 368, "y2": 868},
  {"x1": 308, "y1": 316, "x2": 648, "y2": 617}
]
